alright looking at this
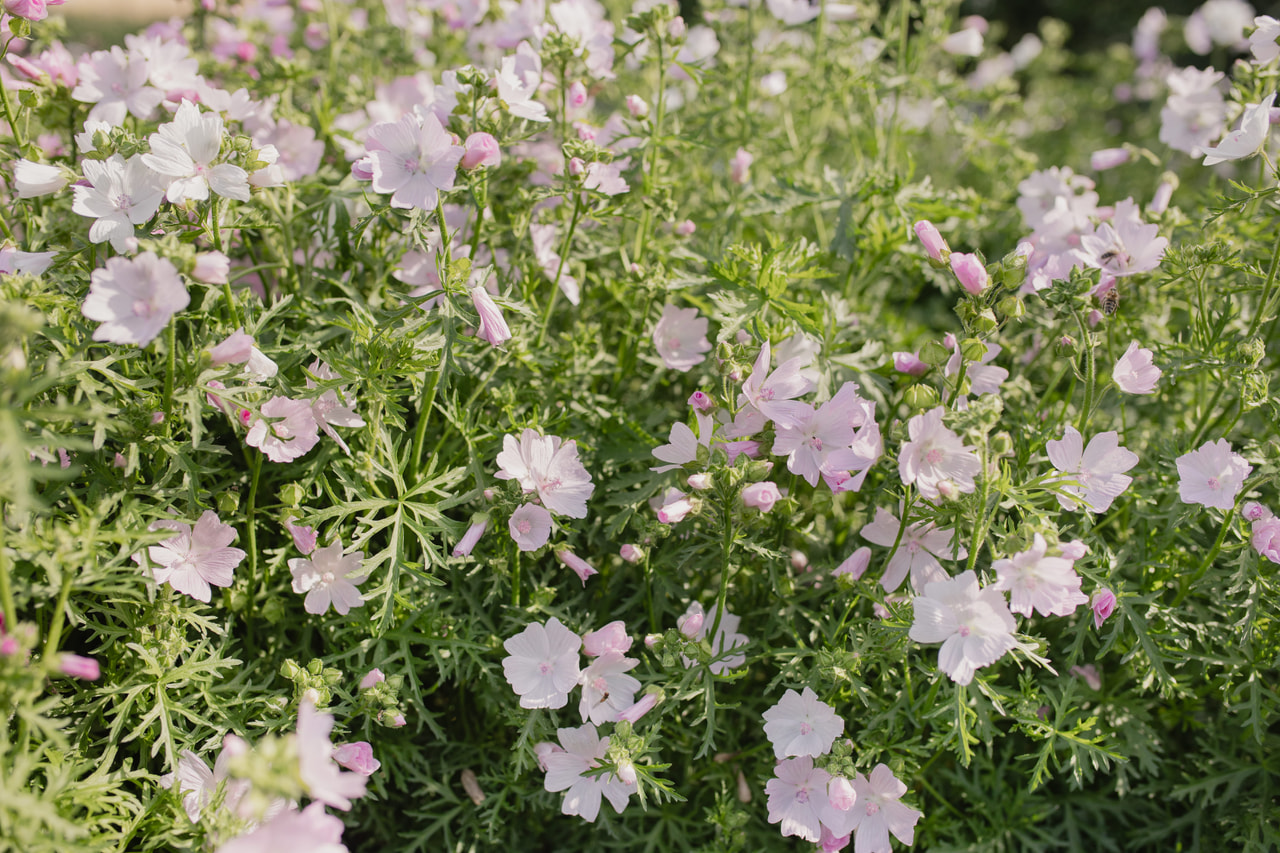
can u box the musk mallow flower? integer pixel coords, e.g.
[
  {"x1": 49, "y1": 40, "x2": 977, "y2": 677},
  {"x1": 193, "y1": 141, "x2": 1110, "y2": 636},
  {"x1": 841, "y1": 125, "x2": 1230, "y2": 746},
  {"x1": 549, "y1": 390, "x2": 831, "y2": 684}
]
[
  {"x1": 141, "y1": 100, "x2": 251, "y2": 204},
  {"x1": 296, "y1": 700, "x2": 369, "y2": 811},
  {"x1": 72, "y1": 153, "x2": 165, "y2": 251},
  {"x1": 1159, "y1": 67, "x2": 1227, "y2": 157},
  {"x1": 909, "y1": 570, "x2": 1017, "y2": 686},
  {"x1": 288, "y1": 543, "x2": 368, "y2": 616},
  {"x1": 771, "y1": 382, "x2": 871, "y2": 487},
  {"x1": 472, "y1": 285, "x2": 512, "y2": 347},
  {"x1": 12, "y1": 159, "x2": 69, "y2": 198},
  {"x1": 1252, "y1": 516, "x2": 1280, "y2": 564},
  {"x1": 305, "y1": 359, "x2": 365, "y2": 456},
  {"x1": 495, "y1": 42, "x2": 551, "y2": 123},
  {"x1": 366, "y1": 111, "x2": 465, "y2": 210},
  {"x1": 860, "y1": 505, "x2": 966, "y2": 593},
  {"x1": 246, "y1": 396, "x2": 322, "y2": 463},
  {"x1": 1201, "y1": 94, "x2": 1277, "y2": 165},
  {"x1": 652, "y1": 303, "x2": 712, "y2": 372},
  {"x1": 679, "y1": 602, "x2": 748, "y2": 674},
  {"x1": 217, "y1": 802, "x2": 347, "y2": 853},
  {"x1": 898, "y1": 407, "x2": 981, "y2": 502},
  {"x1": 741, "y1": 481, "x2": 782, "y2": 513},
  {"x1": 990, "y1": 533, "x2": 1089, "y2": 618},
  {"x1": 846, "y1": 765, "x2": 923, "y2": 853},
  {"x1": 1112, "y1": 341, "x2": 1162, "y2": 394},
  {"x1": 556, "y1": 549, "x2": 598, "y2": 585},
  {"x1": 1079, "y1": 198, "x2": 1168, "y2": 277},
  {"x1": 509, "y1": 503, "x2": 552, "y2": 551},
  {"x1": 765, "y1": 756, "x2": 831, "y2": 843},
  {"x1": 146, "y1": 510, "x2": 246, "y2": 603},
  {"x1": 81, "y1": 252, "x2": 190, "y2": 346},
  {"x1": 495, "y1": 428, "x2": 594, "y2": 518},
  {"x1": 582, "y1": 621, "x2": 631, "y2": 657},
  {"x1": 1250, "y1": 15, "x2": 1280, "y2": 63},
  {"x1": 72, "y1": 46, "x2": 164, "y2": 126},
  {"x1": 542, "y1": 723, "x2": 634, "y2": 822},
  {"x1": 1176, "y1": 438, "x2": 1252, "y2": 510},
  {"x1": 739, "y1": 341, "x2": 816, "y2": 429},
  {"x1": 578, "y1": 650, "x2": 640, "y2": 725},
  {"x1": 1091, "y1": 588, "x2": 1116, "y2": 628},
  {"x1": 761, "y1": 687, "x2": 845, "y2": 760},
  {"x1": 651, "y1": 412, "x2": 714, "y2": 472},
  {"x1": 502, "y1": 617, "x2": 582, "y2": 710},
  {"x1": 1045, "y1": 426, "x2": 1139, "y2": 513}
]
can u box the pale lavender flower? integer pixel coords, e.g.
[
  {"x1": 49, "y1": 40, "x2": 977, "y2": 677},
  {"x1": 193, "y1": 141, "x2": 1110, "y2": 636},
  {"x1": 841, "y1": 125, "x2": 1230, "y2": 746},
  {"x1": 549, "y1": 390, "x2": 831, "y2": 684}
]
[
  {"x1": 288, "y1": 543, "x2": 368, "y2": 616},
  {"x1": 762, "y1": 687, "x2": 845, "y2": 759},
  {"x1": 1079, "y1": 199, "x2": 1168, "y2": 277},
  {"x1": 557, "y1": 549, "x2": 598, "y2": 585},
  {"x1": 502, "y1": 617, "x2": 582, "y2": 710},
  {"x1": 1177, "y1": 438, "x2": 1252, "y2": 510},
  {"x1": 741, "y1": 481, "x2": 782, "y2": 513},
  {"x1": 12, "y1": 159, "x2": 68, "y2": 198},
  {"x1": 833, "y1": 547, "x2": 871, "y2": 581},
  {"x1": 1045, "y1": 426, "x2": 1139, "y2": 513},
  {"x1": 1159, "y1": 67, "x2": 1227, "y2": 157},
  {"x1": 332, "y1": 742, "x2": 381, "y2": 776},
  {"x1": 284, "y1": 516, "x2": 318, "y2": 555},
  {"x1": 739, "y1": 341, "x2": 816, "y2": 429},
  {"x1": 246, "y1": 397, "x2": 321, "y2": 463},
  {"x1": 909, "y1": 570, "x2": 1017, "y2": 685},
  {"x1": 1092, "y1": 588, "x2": 1116, "y2": 628},
  {"x1": 860, "y1": 505, "x2": 966, "y2": 593},
  {"x1": 651, "y1": 413, "x2": 713, "y2": 472},
  {"x1": 366, "y1": 111, "x2": 464, "y2": 210},
  {"x1": 652, "y1": 303, "x2": 711, "y2": 372},
  {"x1": 217, "y1": 802, "x2": 348, "y2": 853},
  {"x1": 991, "y1": 533, "x2": 1089, "y2": 618},
  {"x1": 542, "y1": 724, "x2": 634, "y2": 822},
  {"x1": 764, "y1": 756, "x2": 830, "y2": 843},
  {"x1": 656, "y1": 487, "x2": 696, "y2": 523},
  {"x1": 1250, "y1": 15, "x2": 1280, "y2": 62},
  {"x1": 305, "y1": 360, "x2": 365, "y2": 456},
  {"x1": 1202, "y1": 94, "x2": 1276, "y2": 165},
  {"x1": 495, "y1": 428, "x2": 594, "y2": 518},
  {"x1": 847, "y1": 765, "x2": 923, "y2": 853},
  {"x1": 147, "y1": 510, "x2": 246, "y2": 603},
  {"x1": 1112, "y1": 341, "x2": 1162, "y2": 394},
  {"x1": 495, "y1": 42, "x2": 550, "y2": 122},
  {"x1": 452, "y1": 517, "x2": 488, "y2": 557},
  {"x1": 1090, "y1": 147, "x2": 1132, "y2": 170},
  {"x1": 913, "y1": 220, "x2": 949, "y2": 262},
  {"x1": 81, "y1": 252, "x2": 190, "y2": 346},
  {"x1": 72, "y1": 154, "x2": 165, "y2": 251},
  {"x1": 472, "y1": 286, "x2": 512, "y2": 346},
  {"x1": 897, "y1": 407, "x2": 981, "y2": 502},
  {"x1": 582, "y1": 620, "x2": 631, "y2": 657},
  {"x1": 578, "y1": 650, "x2": 640, "y2": 725},
  {"x1": 509, "y1": 503, "x2": 552, "y2": 551},
  {"x1": 296, "y1": 701, "x2": 368, "y2": 810},
  {"x1": 72, "y1": 46, "x2": 164, "y2": 125}
]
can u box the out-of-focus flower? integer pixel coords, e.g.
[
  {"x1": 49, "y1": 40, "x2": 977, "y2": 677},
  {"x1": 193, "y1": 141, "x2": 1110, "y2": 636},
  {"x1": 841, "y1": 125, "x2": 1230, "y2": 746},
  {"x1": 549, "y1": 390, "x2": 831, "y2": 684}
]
[
  {"x1": 1176, "y1": 438, "x2": 1252, "y2": 510},
  {"x1": 1112, "y1": 341, "x2": 1162, "y2": 394},
  {"x1": 652, "y1": 303, "x2": 711, "y2": 372},
  {"x1": 1201, "y1": 94, "x2": 1276, "y2": 165},
  {"x1": 82, "y1": 252, "x2": 190, "y2": 347}
]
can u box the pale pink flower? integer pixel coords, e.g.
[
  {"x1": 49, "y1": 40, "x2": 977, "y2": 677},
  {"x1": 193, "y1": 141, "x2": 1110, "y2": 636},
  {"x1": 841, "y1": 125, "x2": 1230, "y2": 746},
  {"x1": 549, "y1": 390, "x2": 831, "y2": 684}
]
[
  {"x1": 913, "y1": 220, "x2": 949, "y2": 262},
  {"x1": 578, "y1": 650, "x2": 640, "y2": 725},
  {"x1": 461, "y1": 132, "x2": 501, "y2": 169},
  {"x1": 495, "y1": 428, "x2": 594, "y2": 518},
  {"x1": 452, "y1": 518, "x2": 487, "y2": 557},
  {"x1": 1079, "y1": 199, "x2": 1168, "y2": 276},
  {"x1": 284, "y1": 516, "x2": 318, "y2": 555},
  {"x1": 893, "y1": 351, "x2": 930, "y2": 376},
  {"x1": 1071, "y1": 663, "x2": 1103, "y2": 691},
  {"x1": 502, "y1": 617, "x2": 582, "y2": 709},
  {"x1": 72, "y1": 154, "x2": 165, "y2": 251},
  {"x1": 847, "y1": 765, "x2": 923, "y2": 853},
  {"x1": 742, "y1": 481, "x2": 782, "y2": 513},
  {"x1": 142, "y1": 101, "x2": 250, "y2": 204},
  {"x1": 495, "y1": 42, "x2": 550, "y2": 123},
  {"x1": 679, "y1": 602, "x2": 748, "y2": 674},
  {"x1": 58, "y1": 654, "x2": 100, "y2": 680},
  {"x1": 542, "y1": 724, "x2": 634, "y2": 822},
  {"x1": 833, "y1": 547, "x2": 871, "y2": 580},
  {"x1": 1045, "y1": 426, "x2": 1138, "y2": 513},
  {"x1": 147, "y1": 510, "x2": 246, "y2": 603},
  {"x1": 651, "y1": 413, "x2": 713, "y2": 472},
  {"x1": 472, "y1": 286, "x2": 512, "y2": 346},
  {"x1": 1159, "y1": 67, "x2": 1227, "y2": 156},
  {"x1": 509, "y1": 503, "x2": 552, "y2": 551},
  {"x1": 1112, "y1": 341, "x2": 1162, "y2": 394},
  {"x1": 296, "y1": 701, "x2": 368, "y2": 810},
  {"x1": 656, "y1": 487, "x2": 696, "y2": 523},
  {"x1": 582, "y1": 620, "x2": 631, "y2": 657},
  {"x1": 366, "y1": 111, "x2": 464, "y2": 210},
  {"x1": 730, "y1": 147, "x2": 753, "y2": 184},
  {"x1": 949, "y1": 252, "x2": 989, "y2": 294},
  {"x1": 72, "y1": 47, "x2": 164, "y2": 125},
  {"x1": 772, "y1": 382, "x2": 876, "y2": 487},
  {"x1": 305, "y1": 360, "x2": 365, "y2": 456},
  {"x1": 1250, "y1": 15, "x2": 1280, "y2": 62},
  {"x1": 944, "y1": 338, "x2": 1008, "y2": 403},
  {"x1": 582, "y1": 161, "x2": 629, "y2": 196},
  {"x1": 652, "y1": 303, "x2": 711, "y2": 372},
  {"x1": 217, "y1": 802, "x2": 348, "y2": 853},
  {"x1": 208, "y1": 329, "x2": 256, "y2": 365},
  {"x1": 0, "y1": 245, "x2": 56, "y2": 277},
  {"x1": 1202, "y1": 94, "x2": 1276, "y2": 165},
  {"x1": 1177, "y1": 438, "x2": 1252, "y2": 510},
  {"x1": 359, "y1": 669, "x2": 385, "y2": 690},
  {"x1": 288, "y1": 543, "x2": 367, "y2": 616},
  {"x1": 1251, "y1": 517, "x2": 1280, "y2": 563},
  {"x1": 626, "y1": 94, "x2": 649, "y2": 117},
  {"x1": 764, "y1": 756, "x2": 831, "y2": 843},
  {"x1": 556, "y1": 549, "x2": 598, "y2": 585},
  {"x1": 1091, "y1": 588, "x2": 1116, "y2": 628},
  {"x1": 897, "y1": 407, "x2": 981, "y2": 502},
  {"x1": 860, "y1": 506, "x2": 966, "y2": 593},
  {"x1": 909, "y1": 570, "x2": 1017, "y2": 685},
  {"x1": 332, "y1": 742, "x2": 381, "y2": 776},
  {"x1": 991, "y1": 533, "x2": 1089, "y2": 617},
  {"x1": 942, "y1": 26, "x2": 984, "y2": 56},
  {"x1": 739, "y1": 341, "x2": 816, "y2": 429},
  {"x1": 246, "y1": 397, "x2": 321, "y2": 463},
  {"x1": 762, "y1": 686, "x2": 845, "y2": 759},
  {"x1": 81, "y1": 252, "x2": 190, "y2": 346},
  {"x1": 619, "y1": 544, "x2": 644, "y2": 563},
  {"x1": 615, "y1": 692, "x2": 658, "y2": 723},
  {"x1": 13, "y1": 159, "x2": 68, "y2": 198}
]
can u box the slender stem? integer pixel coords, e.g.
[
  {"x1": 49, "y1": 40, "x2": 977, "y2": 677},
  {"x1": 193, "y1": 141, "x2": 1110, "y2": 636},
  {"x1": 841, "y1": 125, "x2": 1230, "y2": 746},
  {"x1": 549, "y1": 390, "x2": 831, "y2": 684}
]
[
  {"x1": 163, "y1": 319, "x2": 177, "y2": 416},
  {"x1": 0, "y1": 522, "x2": 16, "y2": 632},
  {"x1": 210, "y1": 196, "x2": 223, "y2": 253},
  {"x1": 537, "y1": 193, "x2": 582, "y2": 348},
  {"x1": 246, "y1": 451, "x2": 262, "y2": 601},
  {"x1": 966, "y1": 438, "x2": 993, "y2": 575},
  {"x1": 1187, "y1": 381, "x2": 1227, "y2": 450},
  {"x1": 511, "y1": 544, "x2": 521, "y2": 608},
  {"x1": 409, "y1": 367, "x2": 441, "y2": 484},
  {"x1": 1075, "y1": 311, "x2": 1095, "y2": 433},
  {"x1": 642, "y1": 549, "x2": 657, "y2": 634},
  {"x1": 0, "y1": 36, "x2": 28, "y2": 151},
  {"x1": 708, "y1": 499, "x2": 735, "y2": 648},
  {"x1": 40, "y1": 571, "x2": 74, "y2": 663},
  {"x1": 1173, "y1": 507, "x2": 1236, "y2": 606},
  {"x1": 1246, "y1": 227, "x2": 1280, "y2": 339},
  {"x1": 634, "y1": 32, "x2": 667, "y2": 264}
]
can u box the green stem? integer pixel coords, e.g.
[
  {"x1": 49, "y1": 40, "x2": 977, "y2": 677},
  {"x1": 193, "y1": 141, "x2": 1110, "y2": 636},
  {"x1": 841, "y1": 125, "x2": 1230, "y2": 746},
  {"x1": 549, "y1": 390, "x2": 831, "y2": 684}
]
[
  {"x1": 1246, "y1": 227, "x2": 1280, "y2": 339},
  {"x1": 966, "y1": 439, "x2": 993, "y2": 575},
  {"x1": 634, "y1": 33, "x2": 667, "y2": 264},
  {"x1": 537, "y1": 193, "x2": 582, "y2": 348},
  {"x1": 40, "y1": 571, "x2": 74, "y2": 663},
  {"x1": 246, "y1": 452, "x2": 262, "y2": 601},
  {"x1": 0, "y1": 36, "x2": 27, "y2": 151},
  {"x1": 0, "y1": 522, "x2": 16, "y2": 631},
  {"x1": 708, "y1": 499, "x2": 735, "y2": 648},
  {"x1": 409, "y1": 367, "x2": 441, "y2": 484},
  {"x1": 163, "y1": 318, "x2": 177, "y2": 415},
  {"x1": 1075, "y1": 311, "x2": 1095, "y2": 433},
  {"x1": 642, "y1": 549, "x2": 657, "y2": 634},
  {"x1": 1187, "y1": 381, "x2": 1227, "y2": 450},
  {"x1": 1173, "y1": 507, "x2": 1236, "y2": 606},
  {"x1": 511, "y1": 545, "x2": 521, "y2": 608}
]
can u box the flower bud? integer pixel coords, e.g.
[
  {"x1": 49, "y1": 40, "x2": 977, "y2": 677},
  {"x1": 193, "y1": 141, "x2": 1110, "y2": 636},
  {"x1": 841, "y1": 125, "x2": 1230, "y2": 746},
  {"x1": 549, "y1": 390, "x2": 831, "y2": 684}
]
[
  {"x1": 687, "y1": 472, "x2": 713, "y2": 491},
  {"x1": 615, "y1": 692, "x2": 659, "y2": 723},
  {"x1": 828, "y1": 776, "x2": 857, "y2": 811},
  {"x1": 333, "y1": 742, "x2": 381, "y2": 776},
  {"x1": 351, "y1": 157, "x2": 374, "y2": 181},
  {"x1": 675, "y1": 219, "x2": 696, "y2": 236},
  {"x1": 359, "y1": 668, "x2": 385, "y2": 690},
  {"x1": 1090, "y1": 147, "x2": 1131, "y2": 171},
  {"x1": 471, "y1": 286, "x2": 511, "y2": 347},
  {"x1": 452, "y1": 516, "x2": 488, "y2": 557},
  {"x1": 59, "y1": 654, "x2": 100, "y2": 680},
  {"x1": 460, "y1": 768, "x2": 486, "y2": 804},
  {"x1": 568, "y1": 157, "x2": 586, "y2": 177},
  {"x1": 950, "y1": 252, "x2": 989, "y2": 295},
  {"x1": 997, "y1": 295, "x2": 1025, "y2": 320},
  {"x1": 668, "y1": 15, "x2": 686, "y2": 40},
  {"x1": 461, "y1": 132, "x2": 501, "y2": 169},
  {"x1": 556, "y1": 549, "x2": 598, "y2": 585},
  {"x1": 1091, "y1": 588, "x2": 1116, "y2": 628},
  {"x1": 688, "y1": 390, "x2": 714, "y2": 412},
  {"x1": 616, "y1": 760, "x2": 638, "y2": 786},
  {"x1": 913, "y1": 220, "x2": 950, "y2": 263},
  {"x1": 619, "y1": 544, "x2": 645, "y2": 563},
  {"x1": 192, "y1": 251, "x2": 231, "y2": 284},
  {"x1": 568, "y1": 80, "x2": 588, "y2": 108},
  {"x1": 741, "y1": 481, "x2": 781, "y2": 512},
  {"x1": 626, "y1": 94, "x2": 649, "y2": 118},
  {"x1": 893, "y1": 351, "x2": 930, "y2": 376}
]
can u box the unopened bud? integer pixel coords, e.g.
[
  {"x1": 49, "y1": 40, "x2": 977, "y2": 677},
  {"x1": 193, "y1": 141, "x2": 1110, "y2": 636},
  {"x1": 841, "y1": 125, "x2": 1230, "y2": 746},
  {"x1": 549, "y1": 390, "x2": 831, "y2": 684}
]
[
  {"x1": 460, "y1": 769, "x2": 486, "y2": 805},
  {"x1": 903, "y1": 384, "x2": 939, "y2": 409}
]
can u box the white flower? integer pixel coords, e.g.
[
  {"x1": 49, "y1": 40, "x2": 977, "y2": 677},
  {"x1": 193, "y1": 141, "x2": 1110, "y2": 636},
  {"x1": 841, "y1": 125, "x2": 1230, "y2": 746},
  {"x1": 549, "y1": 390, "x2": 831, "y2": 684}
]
[
  {"x1": 761, "y1": 687, "x2": 845, "y2": 760},
  {"x1": 72, "y1": 154, "x2": 166, "y2": 252},
  {"x1": 142, "y1": 100, "x2": 251, "y2": 204},
  {"x1": 1112, "y1": 341, "x2": 1162, "y2": 394},
  {"x1": 652, "y1": 303, "x2": 711, "y2": 372},
  {"x1": 1045, "y1": 426, "x2": 1138, "y2": 513},
  {"x1": 1079, "y1": 198, "x2": 1168, "y2": 277},
  {"x1": 542, "y1": 724, "x2": 634, "y2": 822},
  {"x1": 847, "y1": 765, "x2": 924, "y2": 853},
  {"x1": 577, "y1": 651, "x2": 640, "y2": 725},
  {"x1": 494, "y1": 428, "x2": 594, "y2": 519},
  {"x1": 13, "y1": 159, "x2": 68, "y2": 198},
  {"x1": 1176, "y1": 438, "x2": 1252, "y2": 510},
  {"x1": 502, "y1": 617, "x2": 582, "y2": 709},
  {"x1": 1250, "y1": 15, "x2": 1280, "y2": 62},
  {"x1": 909, "y1": 570, "x2": 1017, "y2": 686},
  {"x1": 897, "y1": 407, "x2": 981, "y2": 501},
  {"x1": 366, "y1": 110, "x2": 465, "y2": 210},
  {"x1": 990, "y1": 533, "x2": 1089, "y2": 618},
  {"x1": 1201, "y1": 94, "x2": 1276, "y2": 165},
  {"x1": 495, "y1": 41, "x2": 550, "y2": 122},
  {"x1": 147, "y1": 510, "x2": 246, "y2": 603},
  {"x1": 288, "y1": 543, "x2": 367, "y2": 616}
]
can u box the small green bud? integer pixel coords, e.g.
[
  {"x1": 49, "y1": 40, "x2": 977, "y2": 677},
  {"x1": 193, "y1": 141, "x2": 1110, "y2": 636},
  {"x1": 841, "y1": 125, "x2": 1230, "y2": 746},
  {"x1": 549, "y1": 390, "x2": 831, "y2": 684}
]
[
  {"x1": 1054, "y1": 335, "x2": 1078, "y2": 357},
  {"x1": 919, "y1": 340, "x2": 950, "y2": 367},
  {"x1": 10, "y1": 17, "x2": 31, "y2": 39},
  {"x1": 903, "y1": 384, "x2": 939, "y2": 410},
  {"x1": 997, "y1": 295, "x2": 1025, "y2": 320},
  {"x1": 279, "y1": 483, "x2": 305, "y2": 506},
  {"x1": 972, "y1": 309, "x2": 999, "y2": 335},
  {"x1": 990, "y1": 431, "x2": 1014, "y2": 458},
  {"x1": 960, "y1": 338, "x2": 989, "y2": 362},
  {"x1": 1237, "y1": 337, "x2": 1265, "y2": 367},
  {"x1": 216, "y1": 491, "x2": 239, "y2": 514}
]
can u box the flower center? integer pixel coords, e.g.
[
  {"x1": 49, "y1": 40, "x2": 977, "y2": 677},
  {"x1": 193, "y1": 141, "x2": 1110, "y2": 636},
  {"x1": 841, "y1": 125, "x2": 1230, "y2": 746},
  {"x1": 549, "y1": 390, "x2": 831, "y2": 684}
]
[
  {"x1": 958, "y1": 625, "x2": 971, "y2": 637},
  {"x1": 272, "y1": 421, "x2": 293, "y2": 439},
  {"x1": 320, "y1": 571, "x2": 335, "y2": 585},
  {"x1": 794, "y1": 788, "x2": 809, "y2": 804},
  {"x1": 538, "y1": 662, "x2": 552, "y2": 674},
  {"x1": 1207, "y1": 476, "x2": 1221, "y2": 490},
  {"x1": 132, "y1": 299, "x2": 155, "y2": 318},
  {"x1": 515, "y1": 519, "x2": 532, "y2": 535},
  {"x1": 114, "y1": 193, "x2": 134, "y2": 212},
  {"x1": 925, "y1": 447, "x2": 945, "y2": 465},
  {"x1": 799, "y1": 722, "x2": 812, "y2": 736},
  {"x1": 865, "y1": 801, "x2": 880, "y2": 816}
]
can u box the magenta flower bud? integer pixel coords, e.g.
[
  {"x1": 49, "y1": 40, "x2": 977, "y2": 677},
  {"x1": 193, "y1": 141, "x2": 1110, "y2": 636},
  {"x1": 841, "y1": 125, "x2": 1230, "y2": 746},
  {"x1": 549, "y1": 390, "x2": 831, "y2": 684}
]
[
  {"x1": 59, "y1": 653, "x2": 100, "y2": 680},
  {"x1": 333, "y1": 741, "x2": 381, "y2": 775},
  {"x1": 687, "y1": 473, "x2": 713, "y2": 491},
  {"x1": 679, "y1": 610, "x2": 704, "y2": 637},
  {"x1": 151, "y1": 411, "x2": 165, "y2": 425},
  {"x1": 615, "y1": 692, "x2": 658, "y2": 723},
  {"x1": 741, "y1": 481, "x2": 781, "y2": 512},
  {"x1": 626, "y1": 94, "x2": 649, "y2": 118},
  {"x1": 556, "y1": 549, "x2": 598, "y2": 585},
  {"x1": 1091, "y1": 588, "x2": 1116, "y2": 628},
  {"x1": 568, "y1": 80, "x2": 588, "y2": 108},
  {"x1": 471, "y1": 286, "x2": 511, "y2": 347},
  {"x1": 730, "y1": 148, "x2": 753, "y2": 185},
  {"x1": 238, "y1": 409, "x2": 252, "y2": 427},
  {"x1": 619, "y1": 544, "x2": 644, "y2": 563},
  {"x1": 688, "y1": 391, "x2": 714, "y2": 412},
  {"x1": 283, "y1": 516, "x2": 318, "y2": 555},
  {"x1": 827, "y1": 776, "x2": 857, "y2": 811},
  {"x1": 452, "y1": 517, "x2": 488, "y2": 557},
  {"x1": 568, "y1": 157, "x2": 586, "y2": 177},
  {"x1": 1090, "y1": 147, "x2": 1131, "y2": 171},
  {"x1": 192, "y1": 251, "x2": 231, "y2": 285},
  {"x1": 351, "y1": 157, "x2": 374, "y2": 182},
  {"x1": 582, "y1": 620, "x2": 632, "y2": 657},
  {"x1": 1243, "y1": 501, "x2": 1273, "y2": 522},
  {"x1": 949, "y1": 252, "x2": 989, "y2": 294},
  {"x1": 575, "y1": 123, "x2": 598, "y2": 142},
  {"x1": 893, "y1": 351, "x2": 930, "y2": 376},
  {"x1": 913, "y1": 220, "x2": 950, "y2": 262},
  {"x1": 674, "y1": 219, "x2": 696, "y2": 236},
  {"x1": 0, "y1": 636, "x2": 17, "y2": 657},
  {"x1": 461, "y1": 132, "x2": 501, "y2": 170},
  {"x1": 359, "y1": 668, "x2": 385, "y2": 690}
]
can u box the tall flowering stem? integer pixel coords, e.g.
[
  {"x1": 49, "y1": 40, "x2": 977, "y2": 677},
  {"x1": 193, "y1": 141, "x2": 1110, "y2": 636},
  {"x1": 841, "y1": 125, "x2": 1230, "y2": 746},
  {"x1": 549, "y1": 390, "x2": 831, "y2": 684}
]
[
  {"x1": 0, "y1": 526, "x2": 15, "y2": 634},
  {"x1": 1173, "y1": 507, "x2": 1237, "y2": 607},
  {"x1": 1075, "y1": 311, "x2": 1096, "y2": 433},
  {"x1": 163, "y1": 319, "x2": 177, "y2": 415},
  {"x1": 633, "y1": 30, "x2": 667, "y2": 265},
  {"x1": 0, "y1": 35, "x2": 28, "y2": 151},
  {"x1": 1246, "y1": 227, "x2": 1280, "y2": 340},
  {"x1": 536, "y1": 191, "x2": 582, "y2": 348},
  {"x1": 40, "y1": 572, "x2": 73, "y2": 664}
]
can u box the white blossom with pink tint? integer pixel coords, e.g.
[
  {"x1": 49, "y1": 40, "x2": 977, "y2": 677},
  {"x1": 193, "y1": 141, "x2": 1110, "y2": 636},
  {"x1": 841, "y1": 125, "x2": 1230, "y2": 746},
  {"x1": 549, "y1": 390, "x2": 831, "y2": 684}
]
[
  {"x1": 502, "y1": 617, "x2": 582, "y2": 710},
  {"x1": 1080, "y1": 198, "x2": 1168, "y2": 276},
  {"x1": 652, "y1": 303, "x2": 712, "y2": 372},
  {"x1": 217, "y1": 802, "x2": 347, "y2": 853},
  {"x1": 578, "y1": 650, "x2": 640, "y2": 725},
  {"x1": 1177, "y1": 438, "x2": 1252, "y2": 510},
  {"x1": 72, "y1": 46, "x2": 164, "y2": 125},
  {"x1": 1112, "y1": 341, "x2": 1162, "y2": 394},
  {"x1": 542, "y1": 723, "x2": 634, "y2": 822},
  {"x1": 296, "y1": 701, "x2": 368, "y2": 810},
  {"x1": 897, "y1": 407, "x2": 981, "y2": 502},
  {"x1": 509, "y1": 503, "x2": 552, "y2": 551},
  {"x1": 582, "y1": 621, "x2": 631, "y2": 657},
  {"x1": 761, "y1": 687, "x2": 844, "y2": 760},
  {"x1": 764, "y1": 756, "x2": 831, "y2": 843},
  {"x1": 81, "y1": 252, "x2": 190, "y2": 347},
  {"x1": 305, "y1": 360, "x2": 365, "y2": 456},
  {"x1": 1046, "y1": 427, "x2": 1138, "y2": 513},
  {"x1": 847, "y1": 765, "x2": 923, "y2": 853},
  {"x1": 495, "y1": 428, "x2": 594, "y2": 518},
  {"x1": 142, "y1": 101, "x2": 250, "y2": 204},
  {"x1": 860, "y1": 506, "x2": 966, "y2": 593},
  {"x1": 288, "y1": 543, "x2": 367, "y2": 616},
  {"x1": 909, "y1": 570, "x2": 1017, "y2": 685},
  {"x1": 366, "y1": 111, "x2": 465, "y2": 210},
  {"x1": 739, "y1": 341, "x2": 816, "y2": 430},
  {"x1": 651, "y1": 412, "x2": 713, "y2": 472},
  {"x1": 991, "y1": 533, "x2": 1089, "y2": 617},
  {"x1": 147, "y1": 510, "x2": 246, "y2": 603},
  {"x1": 246, "y1": 397, "x2": 321, "y2": 463}
]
